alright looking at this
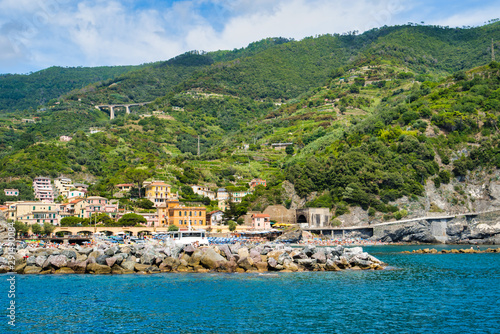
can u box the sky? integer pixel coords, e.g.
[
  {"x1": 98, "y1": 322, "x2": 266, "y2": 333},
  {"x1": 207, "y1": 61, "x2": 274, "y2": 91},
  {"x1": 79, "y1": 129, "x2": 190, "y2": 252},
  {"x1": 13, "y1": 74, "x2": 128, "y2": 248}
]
[{"x1": 0, "y1": 0, "x2": 499, "y2": 74}]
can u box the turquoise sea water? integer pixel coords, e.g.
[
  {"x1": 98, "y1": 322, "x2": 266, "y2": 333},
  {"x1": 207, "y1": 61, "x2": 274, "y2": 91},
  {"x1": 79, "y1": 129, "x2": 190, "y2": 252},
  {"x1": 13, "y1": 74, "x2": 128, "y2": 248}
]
[{"x1": 2, "y1": 245, "x2": 499, "y2": 333}]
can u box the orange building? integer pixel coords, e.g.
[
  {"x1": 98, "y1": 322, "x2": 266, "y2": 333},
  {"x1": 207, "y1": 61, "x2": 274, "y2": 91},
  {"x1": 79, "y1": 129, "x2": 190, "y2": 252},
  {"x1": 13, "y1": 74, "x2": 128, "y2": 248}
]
[{"x1": 157, "y1": 200, "x2": 207, "y2": 229}]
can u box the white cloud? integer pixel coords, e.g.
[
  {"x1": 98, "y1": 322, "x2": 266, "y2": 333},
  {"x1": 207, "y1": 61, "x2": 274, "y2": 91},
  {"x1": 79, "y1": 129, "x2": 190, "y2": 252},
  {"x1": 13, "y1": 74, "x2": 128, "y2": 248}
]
[
  {"x1": 426, "y1": 5, "x2": 500, "y2": 28},
  {"x1": 0, "y1": 0, "x2": 497, "y2": 73}
]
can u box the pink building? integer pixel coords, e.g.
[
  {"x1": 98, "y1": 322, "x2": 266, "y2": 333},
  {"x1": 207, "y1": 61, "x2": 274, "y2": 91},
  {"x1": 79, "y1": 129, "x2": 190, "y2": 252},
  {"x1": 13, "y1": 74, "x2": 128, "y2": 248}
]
[
  {"x1": 33, "y1": 177, "x2": 54, "y2": 202},
  {"x1": 4, "y1": 189, "x2": 19, "y2": 196},
  {"x1": 251, "y1": 213, "x2": 271, "y2": 230},
  {"x1": 83, "y1": 196, "x2": 119, "y2": 218}
]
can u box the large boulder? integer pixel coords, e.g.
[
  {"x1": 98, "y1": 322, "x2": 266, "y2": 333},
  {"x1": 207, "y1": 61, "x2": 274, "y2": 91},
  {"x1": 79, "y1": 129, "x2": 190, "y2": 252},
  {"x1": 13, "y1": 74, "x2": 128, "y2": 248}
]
[
  {"x1": 48, "y1": 255, "x2": 68, "y2": 269},
  {"x1": 55, "y1": 267, "x2": 75, "y2": 274},
  {"x1": 105, "y1": 257, "x2": 117, "y2": 267},
  {"x1": 218, "y1": 244, "x2": 233, "y2": 259},
  {"x1": 121, "y1": 260, "x2": 136, "y2": 271},
  {"x1": 200, "y1": 248, "x2": 227, "y2": 270},
  {"x1": 237, "y1": 247, "x2": 249, "y2": 259},
  {"x1": 187, "y1": 249, "x2": 203, "y2": 267},
  {"x1": 35, "y1": 256, "x2": 47, "y2": 268},
  {"x1": 87, "y1": 263, "x2": 111, "y2": 274},
  {"x1": 61, "y1": 250, "x2": 77, "y2": 259},
  {"x1": 24, "y1": 266, "x2": 42, "y2": 274},
  {"x1": 26, "y1": 256, "x2": 37, "y2": 266},
  {"x1": 237, "y1": 257, "x2": 254, "y2": 271},
  {"x1": 140, "y1": 252, "x2": 156, "y2": 265},
  {"x1": 311, "y1": 250, "x2": 327, "y2": 264},
  {"x1": 96, "y1": 255, "x2": 110, "y2": 265},
  {"x1": 267, "y1": 250, "x2": 285, "y2": 261},
  {"x1": 67, "y1": 260, "x2": 87, "y2": 274}
]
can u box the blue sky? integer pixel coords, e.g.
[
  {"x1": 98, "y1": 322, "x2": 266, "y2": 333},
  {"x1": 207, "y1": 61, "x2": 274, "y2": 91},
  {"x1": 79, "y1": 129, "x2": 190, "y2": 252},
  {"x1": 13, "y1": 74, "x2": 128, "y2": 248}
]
[{"x1": 0, "y1": 0, "x2": 499, "y2": 74}]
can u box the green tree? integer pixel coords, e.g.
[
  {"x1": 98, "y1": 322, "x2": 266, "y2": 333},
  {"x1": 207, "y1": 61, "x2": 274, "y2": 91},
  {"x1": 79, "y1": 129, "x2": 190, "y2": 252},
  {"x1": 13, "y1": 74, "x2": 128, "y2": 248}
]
[
  {"x1": 228, "y1": 220, "x2": 237, "y2": 231},
  {"x1": 42, "y1": 222, "x2": 56, "y2": 236},
  {"x1": 137, "y1": 198, "x2": 154, "y2": 210},
  {"x1": 118, "y1": 213, "x2": 147, "y2": 226},
  {"x1": 125, "y1": 168, "x2": 151, "y2": 198},
  {"x1": 285, "y1": 145, "x2": 294, "y2": 155},
  {"x1": 31, "y1": 224, "x2": 42, "y2": 234},
  {"x1": 13, "y1": 221, "x2": 29, "y2": 237},
  {"x1": 168, "y1": 224, "x2": 179, "y2": 231}
]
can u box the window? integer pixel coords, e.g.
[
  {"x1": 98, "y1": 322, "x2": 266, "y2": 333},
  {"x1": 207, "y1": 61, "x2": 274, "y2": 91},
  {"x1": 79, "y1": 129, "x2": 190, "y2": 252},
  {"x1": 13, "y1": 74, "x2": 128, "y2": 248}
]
[
  {"x1": 199, "y1": 211, "x2": 202, "y2": 216},
  {"x1": 184, "y1": 211, "x2": 187, "y2": 216},
  {"x1": 194, "y1": 211, "x2": 197, "y2": 216},
  {"x1": 179, "y1": 220, "x2": 183, "y2": 225},
  {"x1": 189, "y1": 211, "x2": 192, "y2": 217},
  {"x1": 199, "y1": 220, "x2": 202, "y2": 225}
]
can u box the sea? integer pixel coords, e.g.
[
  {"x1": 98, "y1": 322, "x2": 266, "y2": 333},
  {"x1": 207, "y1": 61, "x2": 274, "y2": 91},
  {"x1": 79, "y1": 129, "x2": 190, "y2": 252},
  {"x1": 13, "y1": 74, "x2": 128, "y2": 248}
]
[{"x1": 2, "y1": 245, "x2": 499, "y2": 334}]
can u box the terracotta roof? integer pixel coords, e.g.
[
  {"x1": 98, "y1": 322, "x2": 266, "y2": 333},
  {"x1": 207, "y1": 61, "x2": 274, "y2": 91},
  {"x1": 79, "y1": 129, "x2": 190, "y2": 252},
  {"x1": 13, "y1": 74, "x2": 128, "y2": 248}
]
[
  {"x1": 116, "y1": 183, "x2": 133, "y2": 187},
  {"x1": 252, "y1": 214, "x2": 270, "y2": 218}
]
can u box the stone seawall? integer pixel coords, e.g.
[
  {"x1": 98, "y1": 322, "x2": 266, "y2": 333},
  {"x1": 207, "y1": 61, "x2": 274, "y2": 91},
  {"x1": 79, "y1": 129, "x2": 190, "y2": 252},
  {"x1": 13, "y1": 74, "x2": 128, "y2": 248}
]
[{"x1": 0, "y1": 242, "x2": 386, "y2": 275}]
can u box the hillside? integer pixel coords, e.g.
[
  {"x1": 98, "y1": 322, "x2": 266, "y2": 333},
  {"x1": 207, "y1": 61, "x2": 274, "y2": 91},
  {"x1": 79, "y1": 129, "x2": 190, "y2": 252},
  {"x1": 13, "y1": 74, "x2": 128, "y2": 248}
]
[{"x1": 1, "y1": 22, "x2": 500, "y2": 223}]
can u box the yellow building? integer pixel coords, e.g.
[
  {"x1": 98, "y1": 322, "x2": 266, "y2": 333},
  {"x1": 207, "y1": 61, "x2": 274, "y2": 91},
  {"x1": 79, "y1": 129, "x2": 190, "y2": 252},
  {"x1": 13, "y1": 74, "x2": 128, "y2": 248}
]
[
  {"x1": 144, "y1": 181, "x2": 175, "y2": 207},
  {"x1": 157, "y1": 200, "x2": 207, "y2": 229}
]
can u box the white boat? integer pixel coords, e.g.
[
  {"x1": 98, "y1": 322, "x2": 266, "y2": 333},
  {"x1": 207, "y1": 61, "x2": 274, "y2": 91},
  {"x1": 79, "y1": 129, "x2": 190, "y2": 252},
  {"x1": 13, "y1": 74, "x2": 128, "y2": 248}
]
[{"x1": 166, "y1": 230, "x2": 209, "y2": 247}]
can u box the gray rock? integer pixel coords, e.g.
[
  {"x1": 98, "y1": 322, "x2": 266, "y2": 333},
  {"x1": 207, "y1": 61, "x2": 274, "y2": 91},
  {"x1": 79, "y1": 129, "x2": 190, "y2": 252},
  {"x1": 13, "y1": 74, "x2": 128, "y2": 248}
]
[
  {"x1": 48, "y1": 255, "x2": 68, "y2": 268},
  {"x1": 61, "y1": 250, "x2": 77, "y2": 259},
  {"x1": 237, "y1": 257, "x2": 254, "y2": 271},
  {"x1": 229, "y1": 243, "x2": 241, "y2": 254},
  {"x1": 104, "y1": 248, "x2": 116, "y2": 257},
  {"x1": 77, "y1": 247, "x2": 93, "y2": 255},
  {"x1": 267, "y1": 257, "x2": 278, "y2": 269},
  {"x1": 141, "y1": 252, "x2": 156, "y2": 265},
  {"x1": 200, "y1": 248, "x2": 227, "y2": 270},
  {"x1": 311, "y1": 250, "x2": 327, "y2": 264},
  {"x1": 302, "y1": 245, "x2": 316, "y2": 257},
  {"x1": 35, "y1": 256, "x2": 47, "y2": 268},
  {"x1": 296, "y1": 259, "x2": 317, "y2": 268},
  {"x1": 183, "y1": 244, "x2": 196, "y2": 254},
  {"x1": 277, "y1": 252, "x2": 292, "y2": 265},
  {"x1": 96, "y1": 255, "x2": 109, "y2": 265},
  {"x1": 105, "y1": 257, "x2": 117, "y2": 267},
  {"x1": 26, "y1": 256, "x2": 37, "y2": 266},
  {"x1": 218, "y1": 244, "x2": 233, "y2": 259},
  {"x1": 121, "y1": 260, "x2": 136, "y2": 271},
  {"x1": 0, "y1": 257, "x2": 8, "y2": 266}
]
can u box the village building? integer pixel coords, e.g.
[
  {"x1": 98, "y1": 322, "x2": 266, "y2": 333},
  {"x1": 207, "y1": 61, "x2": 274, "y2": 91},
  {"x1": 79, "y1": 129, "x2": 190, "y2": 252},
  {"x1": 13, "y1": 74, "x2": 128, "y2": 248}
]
[
  {"x1": 6, "y1": 201, "x2": 60, "y2": 225},
  {"x1": 191, "y1": 185, "x2": 216, "y2": 200},
  {"x1": 207, "y1": 210, "x2": 224, "y2": 226},
  {"x1": 145, "y1": 181, "x2": 176, "y2": 207},
  {"x1": 271, "y1": 142, "x2": 293, "y2": 150},
  {"x1": 251, "y1": 213, "x2": 271, "y2": 230},
  {"x1": 33, "y1": 176, "x2": 54, "y2": 202},
  {"x1": 3, "y1": 189, "x2": 19, "y2": 196},
  {"x1": 156, "y1": 200, "x2": 207, "y2": 229},
  {"x1": 59, "y1": 135, "x2": 72, "y2": 142},
  {"x1": 116, "y1": 183, "x2": 133, "y2": 192},
  {"x1": 249, "y1": 178, "x2": 266, "y2": 188}
]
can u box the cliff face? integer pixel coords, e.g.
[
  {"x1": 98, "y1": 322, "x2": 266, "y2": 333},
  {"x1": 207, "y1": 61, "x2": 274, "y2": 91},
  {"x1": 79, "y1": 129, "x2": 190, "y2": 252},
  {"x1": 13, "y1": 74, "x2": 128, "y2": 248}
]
[
  {"x1": 372, "y1": 212, "x2": 500, "y2": 244},
  {"x1": 337, "y1": 170, "x2": 500, "y2": 227}
]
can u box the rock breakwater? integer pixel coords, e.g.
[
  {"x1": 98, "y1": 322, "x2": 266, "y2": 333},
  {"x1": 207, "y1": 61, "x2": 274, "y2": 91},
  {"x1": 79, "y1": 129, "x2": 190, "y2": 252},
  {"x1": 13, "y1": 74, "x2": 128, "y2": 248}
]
[
  {"x1": 401, "y1": 247, "x2": 500, "y2": 254},
  {"x1": 1, "y1": 243, "x2": 386, "y2": 275}
]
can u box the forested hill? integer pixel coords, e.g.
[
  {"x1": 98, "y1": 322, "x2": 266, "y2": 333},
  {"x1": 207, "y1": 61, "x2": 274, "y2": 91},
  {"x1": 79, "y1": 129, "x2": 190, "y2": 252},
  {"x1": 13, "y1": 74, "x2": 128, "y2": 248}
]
[
  {"x1": 0, "y1": 65, "x2": 148, "y2": 113},
  {"x1": 1, "y1": 23, "x2": 499, "y2": 112},
  {"x1": 67, "y1": 22, "x2": 500, "y2": 105}
]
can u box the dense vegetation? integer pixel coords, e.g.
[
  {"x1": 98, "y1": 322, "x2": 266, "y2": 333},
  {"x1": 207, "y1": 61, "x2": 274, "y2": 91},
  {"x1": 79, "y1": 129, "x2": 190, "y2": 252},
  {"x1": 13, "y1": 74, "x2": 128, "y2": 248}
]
[{"x1": 1, "y1": 22, "x2": 500, "y2": 220}]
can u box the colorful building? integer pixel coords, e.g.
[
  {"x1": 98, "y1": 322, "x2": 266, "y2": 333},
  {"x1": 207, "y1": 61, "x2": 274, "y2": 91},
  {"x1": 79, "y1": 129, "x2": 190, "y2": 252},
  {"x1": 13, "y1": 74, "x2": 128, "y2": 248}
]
[
  {"x1": 145, "y1": 181, "x2": 176, "y2": 207},
  {"x1": 249, "y1": 178, "x2": 267, "y2": 188},
  {"x1": 251, "y1": 213, "x2": 271, "y2": 230},
  {"x1": 3, "y1": 189, "x2": 19, "y2": 196},
  {"x1": 157, "y1": 200, "x2": 207, "y2": 229},
  {"x1": 33, "y1": 176, "x2": 54, "y2": 202}
]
